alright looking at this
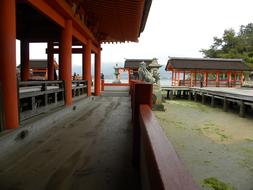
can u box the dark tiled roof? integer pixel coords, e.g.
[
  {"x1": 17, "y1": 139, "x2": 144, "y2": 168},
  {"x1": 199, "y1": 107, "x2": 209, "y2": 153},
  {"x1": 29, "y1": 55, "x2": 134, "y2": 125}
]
[
  {"x1": 166, "y1": 57, "x2": 252, "y2": 71},
  {"x1": 29, "y1": 59, "x2": 48, "y2": 69},
  {"x1": 124, "y1": 59, "x2": 154, "y2": 69}
]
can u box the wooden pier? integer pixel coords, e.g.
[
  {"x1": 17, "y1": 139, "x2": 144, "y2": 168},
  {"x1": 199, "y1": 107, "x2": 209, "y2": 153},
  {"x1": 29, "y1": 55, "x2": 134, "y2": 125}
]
[{"x1": 162, "y1": 86, "x2": 253, "y2": 117}]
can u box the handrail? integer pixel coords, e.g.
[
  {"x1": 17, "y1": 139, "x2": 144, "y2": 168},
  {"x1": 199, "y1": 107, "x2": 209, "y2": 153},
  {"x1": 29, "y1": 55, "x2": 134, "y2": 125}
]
[
  {"x1": 131, "y1": 81, "x2": 198, "y2": 189},
  {"x1": 139, "y1": 105, "x2": 198, "y2": 190},
  {"x1": 19, "y1": 80, "x2": 64, "y2": 86}
]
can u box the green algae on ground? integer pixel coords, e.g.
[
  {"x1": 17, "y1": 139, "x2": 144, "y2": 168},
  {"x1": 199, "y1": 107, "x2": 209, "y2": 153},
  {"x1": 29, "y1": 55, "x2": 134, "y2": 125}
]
[
  {"x1": 166, "y1": 100, "x2": 210, "y2": 112},
  {"x1": 203, "y1": 177, "x2": 235, "y2": 190},
  {"x1": 193, "y1": 125, "x2": 230, "y2": 143},
  {"x1": 245, "y1": 138, "x2": 253, "y2": 142}
]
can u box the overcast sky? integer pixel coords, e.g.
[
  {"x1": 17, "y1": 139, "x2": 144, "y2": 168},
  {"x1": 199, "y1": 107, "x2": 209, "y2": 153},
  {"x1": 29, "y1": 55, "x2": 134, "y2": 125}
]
[
  {"x1": 101, "y1": 0, "x2": 253, "y2": 66},
  {"x1": 23, "y1": 0, "x2": 253, "y2": 70}
]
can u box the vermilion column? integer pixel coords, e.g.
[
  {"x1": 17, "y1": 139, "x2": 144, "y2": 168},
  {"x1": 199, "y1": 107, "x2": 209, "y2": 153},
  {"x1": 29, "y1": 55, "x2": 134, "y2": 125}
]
[
  {"x1": 47, "y1": 41, "x2": 54, "y2": 80},
  {"x1": 171, "y1": 70, "x2": 174, "y2": 86},
  {"x1": 205, "y1": 72, "x2": 208, "y2": 87},
  {"x1": 227, "y1": 71, "x2": 231, "y2": 87},
  {"x1": 128, "y1": 69, "x2": 131, "y2": 84},
  {"x1": 0, "y1": 0, "x2": 19, "y2": 129},
  {"x1": 21, "y1": 40, "x2": 30, "y2": 81},
  {"x1": 216, "y1": 71, "x2": 219, "y2": 87},
  {"x1": 60, "y1": 20, "x2": 72, "y2": 105},
  {"x1": 94, "y1": 46, "x2": 101, "y2": 96},
  {"x1": 240, "y1": 72, "x2": 244, "y2": 86},
  {"x1": 83, "y1": 40, "x2": 92, "y2": 96}
]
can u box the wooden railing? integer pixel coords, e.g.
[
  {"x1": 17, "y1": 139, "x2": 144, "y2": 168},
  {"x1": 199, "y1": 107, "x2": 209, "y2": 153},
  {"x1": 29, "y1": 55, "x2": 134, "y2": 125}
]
[
  {"x1": 177, "y1": 79, "x2": 242, "y2": 87},
  {"x1": 131, "y1": 81, "x2": 198, "y2": 190},
  {"x1": 72, "y1": 80, "x2": 87, "y2": 98},
  {"x1": 19, "y1": 80, "x2": 65, "y2": 121}
]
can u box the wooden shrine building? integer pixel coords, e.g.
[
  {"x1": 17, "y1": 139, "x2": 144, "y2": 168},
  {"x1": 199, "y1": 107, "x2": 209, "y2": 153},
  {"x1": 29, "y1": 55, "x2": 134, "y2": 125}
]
[
  {"x1": 124, "y1": 58, "x2": 160, "y2": 80},
  {"x1": 0, "y1": 0, "x2": 152, "y2": 130},
  {"x1": 165, "y1": 57, "x2": 252, "y2": 87}
]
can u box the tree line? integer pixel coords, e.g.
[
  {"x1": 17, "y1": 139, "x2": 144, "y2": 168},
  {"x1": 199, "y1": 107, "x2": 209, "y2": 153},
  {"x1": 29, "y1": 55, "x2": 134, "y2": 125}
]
[{"x1": 201, "y1": 23, "x2": 253, "y2": 68}]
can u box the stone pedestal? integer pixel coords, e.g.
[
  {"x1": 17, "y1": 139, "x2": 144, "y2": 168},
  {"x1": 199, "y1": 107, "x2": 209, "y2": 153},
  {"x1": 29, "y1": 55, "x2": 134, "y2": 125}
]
[{"x1": 152, "y1": 84, "x2": 165, "y2": 111}]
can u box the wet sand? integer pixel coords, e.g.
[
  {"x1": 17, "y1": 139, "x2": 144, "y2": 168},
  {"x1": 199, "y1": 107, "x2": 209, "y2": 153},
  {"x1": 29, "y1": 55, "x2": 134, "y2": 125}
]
[{"x1": 154, "y1": 100, "x2": 253, "y2": 190}]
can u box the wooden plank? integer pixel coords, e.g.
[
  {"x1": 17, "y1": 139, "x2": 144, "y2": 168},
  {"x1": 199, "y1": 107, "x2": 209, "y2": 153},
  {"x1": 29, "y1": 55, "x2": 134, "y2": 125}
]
[{"x1": 139, "y1": 105, "x2": 198, "y2": 190}]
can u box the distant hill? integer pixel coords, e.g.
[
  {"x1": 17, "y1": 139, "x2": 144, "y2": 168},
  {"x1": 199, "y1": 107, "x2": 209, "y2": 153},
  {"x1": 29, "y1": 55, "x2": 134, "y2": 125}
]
[{"x1": 72, "y1": 63, "x2": 171, "y2": 80}]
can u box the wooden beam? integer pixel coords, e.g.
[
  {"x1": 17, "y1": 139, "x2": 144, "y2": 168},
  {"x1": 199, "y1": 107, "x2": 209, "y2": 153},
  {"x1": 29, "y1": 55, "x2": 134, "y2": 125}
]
[
  {"x1": 27, "y1": 0, "x2": 65, "y2": 27},
  {"x1": 45, "y1": 0, "x2": 99, "y2": 45}
]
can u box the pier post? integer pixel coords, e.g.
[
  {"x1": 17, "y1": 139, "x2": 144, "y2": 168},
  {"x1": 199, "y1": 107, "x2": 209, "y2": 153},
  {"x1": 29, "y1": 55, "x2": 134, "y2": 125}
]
[
  {"x1": 169, "y1": 90, "x2": 174, "y2": 100},
  {"x1": 188, "y1": 91, "x2": 192, "y2": 100},
  {"x1": 47, "y1": 41, "x2": 54, "y2": 80},
  {"x1": 223, "y1": 97, "x2": 228, "y2": 112},
  {"x1": 94, "y1": 46, "x2": 101, "y2": 96},
  {"x1": 239, "y1": 100, "x2": 245, "y2": 117},
  {"x1": 60, "y1": 19, "x2": 72, "y2": 105},
  {"x1": 83, "y1": 40, "x2": 92, "y2": 96},
  {"x1": 21, "y1": 40, "x2": 30, "y2": 81},
  {"x1": 211, "y1": 96, "x2": 215, "y2": 107},
  {"x1": 194, "y1": 92, "x2": 197, "y2": 102},
  {"x1": 0, "y1": 0, "x2": 19, "y2": 129},
  {"x1": 201, "y1": 94, "x2": 205, "y2": 104}
]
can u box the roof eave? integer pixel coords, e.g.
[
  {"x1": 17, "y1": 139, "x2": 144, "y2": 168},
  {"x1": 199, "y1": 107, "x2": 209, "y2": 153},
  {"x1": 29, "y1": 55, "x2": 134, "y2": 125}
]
[{"x1": 139, "y1": 0, "x2": 152, "y2": 37}]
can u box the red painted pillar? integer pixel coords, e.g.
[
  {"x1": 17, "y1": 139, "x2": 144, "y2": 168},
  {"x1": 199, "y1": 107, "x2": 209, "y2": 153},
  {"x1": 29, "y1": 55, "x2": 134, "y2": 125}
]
[
  {"x1": 101, "y1": 79, "x2": 104, "y2": 91},
  {"x1": 171, "y1": 70, "x2": 174, "y2": 86},
  {"x1": 128, "y1": 69, "x2": 131, "y2": 84},
  {"x1": 21, "y1": 40, "x2": 30, "y2": 81},
  {"x1": 240, "y1": 72, "x2": 244, "y2": 86},
  {"x1": 190, "y1": 70, "x2": 193, "y2": 87},
  {"x1": 205, "y1": 72, "x2": 208, "y2": 87},
  {"x1": 183, "y1": 71, "x2": 185, "y2": 86},
  {"x1": 60, "y1": 20, "x2": 72, "y2": 105},
  {"x1": 233, "y1": 71, "x2": 236, "y2": 87},
  {"x1": 47, "y1": 41, "x2": 54, "y2": 80},
  {"x1": 94, "y1": 46, "x2": 101, "y2": 96},
  {"x1": 0, "y1": 0, "x2": 19, "y2": 129},
  {"x1": 216, "y1": 71, "x2": 219, "y2": 87},
  {"x1": 83, "y1": 40, "x2": 92, "y2": 96},
  {"x1": 227, "y1": 71, "x2": 231, "y2": 87},
  {"x1": 194, "y1": 71, "x2": 197, "y2": 86}
]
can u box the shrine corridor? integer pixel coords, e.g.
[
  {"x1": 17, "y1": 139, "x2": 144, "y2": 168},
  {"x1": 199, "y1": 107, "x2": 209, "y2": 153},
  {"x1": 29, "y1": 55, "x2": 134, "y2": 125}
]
[{"x1": 0, "y1": 97, "x2": 139, "y2": 190}]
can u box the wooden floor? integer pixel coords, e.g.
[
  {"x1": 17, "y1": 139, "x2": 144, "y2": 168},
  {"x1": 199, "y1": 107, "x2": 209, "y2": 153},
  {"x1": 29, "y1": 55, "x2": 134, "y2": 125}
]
[
  {"x1": 0, "y1": 97, "x2": 139, "y2": 190},
  {"x1": 191, "y1": 87, "x2": 253, "y2": 100}
]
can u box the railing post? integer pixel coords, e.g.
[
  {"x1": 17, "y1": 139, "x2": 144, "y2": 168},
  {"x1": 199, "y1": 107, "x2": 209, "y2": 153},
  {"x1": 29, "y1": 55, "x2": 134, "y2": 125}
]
[{"x1": 132, "y1": 81, "x2": 152, "y2": 167}]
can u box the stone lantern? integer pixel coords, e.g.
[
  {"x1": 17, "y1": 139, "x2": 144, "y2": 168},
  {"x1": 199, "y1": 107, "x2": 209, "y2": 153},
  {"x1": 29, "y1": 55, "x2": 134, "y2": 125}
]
[{"x1": 147, "y1": 58, "x2": 162, "y2": 85}]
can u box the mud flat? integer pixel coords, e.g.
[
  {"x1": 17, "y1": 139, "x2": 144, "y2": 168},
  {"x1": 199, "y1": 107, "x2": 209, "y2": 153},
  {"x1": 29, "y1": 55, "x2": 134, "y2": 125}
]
[{"x1": 154, "y1": 100, "x2": 253, "y2": 190}]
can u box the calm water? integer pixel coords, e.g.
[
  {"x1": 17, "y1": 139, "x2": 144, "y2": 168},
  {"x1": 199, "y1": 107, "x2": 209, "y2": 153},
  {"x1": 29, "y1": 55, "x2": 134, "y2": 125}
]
[{"x1": 104, "y1": 79, "x2": 172, "y2": 87}]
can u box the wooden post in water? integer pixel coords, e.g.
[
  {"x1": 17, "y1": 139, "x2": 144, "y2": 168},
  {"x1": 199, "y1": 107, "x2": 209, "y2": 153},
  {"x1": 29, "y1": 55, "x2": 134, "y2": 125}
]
[
  {"x1": 201, "y1": 93, "x2": 205, "y2": 104},
  {"x1": 188, "y1": 91, "x2": 192, "y2": 100},
  {"x1": 239, "y1": 100, "x2": 245, "y2": 117},
  {"x1": 223, "y1": 97, "x2": 228, "y2": 112},
  {"x1": 194, "y1": 92, "x2": 197, "y2": 102},
  {"x1": 211, "y1": 95, "x2": 215, "y2": 107}
]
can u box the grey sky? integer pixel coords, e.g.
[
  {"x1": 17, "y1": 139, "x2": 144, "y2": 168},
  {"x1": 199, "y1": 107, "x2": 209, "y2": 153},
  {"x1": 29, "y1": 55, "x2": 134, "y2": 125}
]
[
  {"x1": 102, "y1": 0, "x2": 253, "y2": 66},
  {"x1": 18, "y1": 0, "x2": 253, "y2": 69}
]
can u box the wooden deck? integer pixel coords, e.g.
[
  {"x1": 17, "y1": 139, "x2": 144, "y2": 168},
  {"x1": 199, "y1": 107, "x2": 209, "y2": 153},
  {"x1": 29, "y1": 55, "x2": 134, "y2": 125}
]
[
  {"x1": 162, "y1": 86, "x2": 253, "y2": 117},
  {"x1": 0, "y1": 97, "x2": 139, "y2": 190}
]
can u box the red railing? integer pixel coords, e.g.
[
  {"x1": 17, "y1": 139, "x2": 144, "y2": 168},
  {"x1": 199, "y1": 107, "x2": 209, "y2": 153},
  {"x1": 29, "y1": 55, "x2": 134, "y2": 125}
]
[{"x1": 130, "y1": 81, "x2": 198, "y2": 190}]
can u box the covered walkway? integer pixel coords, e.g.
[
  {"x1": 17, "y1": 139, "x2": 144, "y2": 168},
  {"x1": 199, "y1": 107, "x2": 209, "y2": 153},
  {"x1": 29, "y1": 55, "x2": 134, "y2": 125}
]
[{"x1": 0, "y1": 97, "x2": 139, "y2": 190}]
